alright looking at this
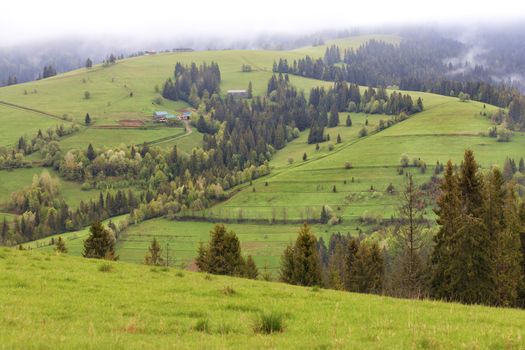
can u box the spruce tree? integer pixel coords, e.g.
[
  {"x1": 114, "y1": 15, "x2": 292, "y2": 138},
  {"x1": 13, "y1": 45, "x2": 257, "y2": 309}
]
[
  {"x1": 348, "y1": 242, "x2": 384, "y2": 294},
  {"x1": 290, "y1": 223, "x2": 321, "y2": 286},
  {"x1": 54, "y1": 236, "x2": 68, "y2": 253},
  {"x1": 1, "y1": 217, "x2": 8, "y2": 243},
  {"x1": 244, "y1": 255, "x2": 258, "y2": 279},
  {"x1": 144, "y1": 237, "x2": 164, "y2": 266},
  {"x1": 86, "y1": 144, "x2": 96, "y2": 161},
  {"x1": 247, "y1": 81, "x2": 253, "y2": 98},
  {"x1": 82, "y1": 222, "x2": 117, "y2": 260},
  {"x1": 346, "y1": 114, "x2": 352, "y2": 127},
  {"x1": 343, "y1": 238, "x2": 359, "y2": 290},
  {"x1": 85, "y1": 113, "x2": 91, "y2": 125},
  {"x1": 392, "y1": 174, "x2": 426, "y2": 298},
  {"x1": 196, "y1": 224, "x2": 244, "y2": 276},
  {"x1": 320, "y1": 205, "x2": 330, "y2": 224},
  {"x1": 494, "y1": 187, "x2": 523, "y2": 306},
  {"x1": 430, "y1": 160, "x2": 461, "y2": 299},
  {"x1": 279, "y1": 245, "x2": 295, "y2": 283}
]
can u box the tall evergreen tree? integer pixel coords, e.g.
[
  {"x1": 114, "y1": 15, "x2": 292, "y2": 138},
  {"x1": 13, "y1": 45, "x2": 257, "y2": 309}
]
[
  {"x1": 86, "y1": 144, "x2": 96, "y2": 161},
  {"x1": 430, "y1": 160, "x2": 461, "y2": 300},
  {"x1": 348, "y1": 242, "x2": 384, "y2": 294},
  {"x1": 85, "y1": 113, "x2": 91, "y2": 125},
  {"x1": 280, "y1": 224, "x2": 321, "y2": 286},
  {"x1": 291, "y1": 223, "x2": 322, "y2": 286},
  {"x1": 392, "y1": 174, "x2": 426, "y2": 298}
]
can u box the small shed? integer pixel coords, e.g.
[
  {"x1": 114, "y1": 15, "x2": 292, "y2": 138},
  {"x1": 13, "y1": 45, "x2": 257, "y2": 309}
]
[
  {"x1": 180, "y1": 112, "x2": 192, "y2": 120},
  {"x1": 227, "y1": 90, "x2": 248, "y2": 99}
]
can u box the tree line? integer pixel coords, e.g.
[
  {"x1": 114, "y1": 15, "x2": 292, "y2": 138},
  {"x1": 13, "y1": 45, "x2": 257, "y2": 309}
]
[{"x1": 273, "y1": 39, "x2": 525, "y2": 129}]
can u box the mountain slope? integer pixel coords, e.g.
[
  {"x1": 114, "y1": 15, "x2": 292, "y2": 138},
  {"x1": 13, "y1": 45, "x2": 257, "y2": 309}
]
[{"x1": 0, "y1": 248, "x2": 524, "y2": 349}]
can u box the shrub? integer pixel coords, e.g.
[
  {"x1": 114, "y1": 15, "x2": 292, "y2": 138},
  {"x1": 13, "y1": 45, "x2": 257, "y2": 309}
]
[
  {"x1": 497, "y1": 128, "x2": 512, "y2": 142},
  {"x1": 84, "y1": 91, "x2": 91, "y2": 100},
  {"x1": 327, "y1": 143, "x2": 334, "y2": 151},
  {"x1": 344, "y1": 162, "x2": 353, "y2": 169},
  {"x1": 80, "y1": 182, "x2": 91, "y2": 191},
  {"x1": 400, "y1": 154, "x2": 410, "y2": 167},
  {"x1": 194, "y1": 318, "x2": 210, "y2": 333},
  {"x1": 358, "y1": 127, "x2": 368, "y2": 137},
  {"x1": 222, "y1": 286, "x2": 236, "y2": 296},
  {"x1": 254, "y1": 311, "x2": 284, "y2": 334},
  {"x1": 287, "y1": 157, "x2": 294, "y2": 165},
  {"x1": 98, "y1": 262, "x2": 113, "y2": 272}
]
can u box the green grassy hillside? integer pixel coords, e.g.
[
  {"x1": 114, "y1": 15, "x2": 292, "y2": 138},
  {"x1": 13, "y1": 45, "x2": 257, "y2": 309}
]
[
  {"x1": 4, "y1": 34, "x2": 523, "y2": 276},
  {"x1": 1, "y1": 248, "x2": 524, "y2": 349}
]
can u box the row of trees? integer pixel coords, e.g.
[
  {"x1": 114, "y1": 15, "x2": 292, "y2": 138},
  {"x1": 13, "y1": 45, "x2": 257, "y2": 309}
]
[
  {"x1": 275, "y1": 151, "x2": 525, "y2": 308},
  {"x1": 0, "y1": 171, "x2": 144, "y2": 245},
  {"x1": 273, "y1": 39, "x2": 525, "y2": 128}
]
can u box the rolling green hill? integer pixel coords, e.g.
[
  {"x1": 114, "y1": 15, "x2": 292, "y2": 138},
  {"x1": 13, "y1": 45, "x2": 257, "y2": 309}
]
[
  {"x1": 4, "y1": 34, "x2": 523, "y2": 275},
  {"x1": 1, "y1": 247, "x2": 524, "y2": 349}
]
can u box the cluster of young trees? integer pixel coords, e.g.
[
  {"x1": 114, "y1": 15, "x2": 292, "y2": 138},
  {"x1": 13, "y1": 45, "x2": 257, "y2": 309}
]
[
  {"x1": 41, "y1": 65, "x2": 57, "y2": 79},
  {"x1": 430, "y1": 151, "x2": 525, "y2": 307},
  {"x1": 0, "y1": 171, "x2": 143, "y2": 245},
  {"x1": 279, "y1": 223, "x2": 384, "y2": 293},
  {"x1": 162, "y1": 62, "x2": 221, "y2": 107},
  {"x1": 16, "y1": 124, "x2": 78, "y2": 156},
  {"x1": 196, "y1": 224, "x2": 258, "y2": 279}
]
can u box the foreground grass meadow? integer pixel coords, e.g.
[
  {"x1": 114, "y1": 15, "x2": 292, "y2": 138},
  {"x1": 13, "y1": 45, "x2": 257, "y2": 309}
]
[{"x1": 1, "y1": 248, "x2": 524, "y2": 349}]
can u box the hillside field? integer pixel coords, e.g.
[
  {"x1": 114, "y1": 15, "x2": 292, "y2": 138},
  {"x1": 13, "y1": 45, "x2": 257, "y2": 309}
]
[
  {"x1": 1, "y1": 248, "x2": 524, "y2": 349},
  {"x1": 2, "y1": 34, "x2": 525, "y2": 277}
]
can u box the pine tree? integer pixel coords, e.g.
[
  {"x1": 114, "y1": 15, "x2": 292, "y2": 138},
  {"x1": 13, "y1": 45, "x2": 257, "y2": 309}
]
[
  {"x1": 493, "y1": 186, "x2": 523, "y2": 306},
  {"x1": 196, "y1": 224, "x2": 244, "y2": 276},
  {"x1": 302, "y1": 152, "x2": 307, "y2": 161},
  {"x1": 328, "y1": 104, "x2": 339, "y2": 127},
  {"x1": 320, "y1": 205, "x2": 330, "y2": 224},
  {"x1": 86, "y1": 144, "x2": 96, "y2": 161},
  {"x1": 85, "y1": 58, "x2": 93, "y2": 69},
  {"x1": 1, "y1": 217, "x2": 8, "y2": 243},
  {"x1": 144, "y1": 237, "x2": 164, "y2": 266},
  {"x1": 336, "y1": 134, "x2": 341, "y2": 144},
  {"x1": 290, "y1": 223, "x2": 321, "y2": 286},
  {"x1": 392, "y1": 174, "x2": 426, "y2": 298},
  {"x1": 279, "y1": 245, "x2": 295, "y2": 283},
  {"x1": 54, "y1": 236, "x2": 68, "y2": 253},
  {"x1": 244, "y1": 255, "x2": 258, "y2": 279},
  {"x1": 343, "y1": 238, "x2": 359, "y2": 290},
  {"x1": 348, "y1": 242, "x2": 384, "y2": 294},
  {"x1": 85, "y1": 113, "x2": 91, "y2": 125},
  {"x1": 430, "y1": 160, "x2": 461, "y2": 299},
  {"x1": 82, "y1": 222, "x2": 117, "y2": 260},
  {"x1": 346, "y1": 114, "x2": 352, "y2": 127},
  {"x1": 247, "y1": 81, "x2": 253, "y2": 99}
]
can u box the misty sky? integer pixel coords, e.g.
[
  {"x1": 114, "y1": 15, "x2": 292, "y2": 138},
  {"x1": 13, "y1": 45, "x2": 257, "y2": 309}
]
[{"x1": 2, "y1": 0, "x2": 525, "y2": 46}]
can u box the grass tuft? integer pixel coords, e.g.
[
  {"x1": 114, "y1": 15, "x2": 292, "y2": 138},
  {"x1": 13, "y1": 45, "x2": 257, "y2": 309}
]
[
  {"x1": 253, "y1": 310, "x2": 285, "y2": 334},
  {"x1": 98, "y1": 262, "x2": 114, "y2": 272},
  {"x1": 222, "y1": 286, "x2": 236, "y2": 296},
  {"x1": 193, "y1": 317, "x2": 210, "y2": 333}
]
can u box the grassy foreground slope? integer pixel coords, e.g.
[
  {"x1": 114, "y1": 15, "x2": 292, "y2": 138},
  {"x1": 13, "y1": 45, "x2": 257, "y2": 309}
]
[{"x1": 1, "y1": 248, "x2": 524, "y2": 349}]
